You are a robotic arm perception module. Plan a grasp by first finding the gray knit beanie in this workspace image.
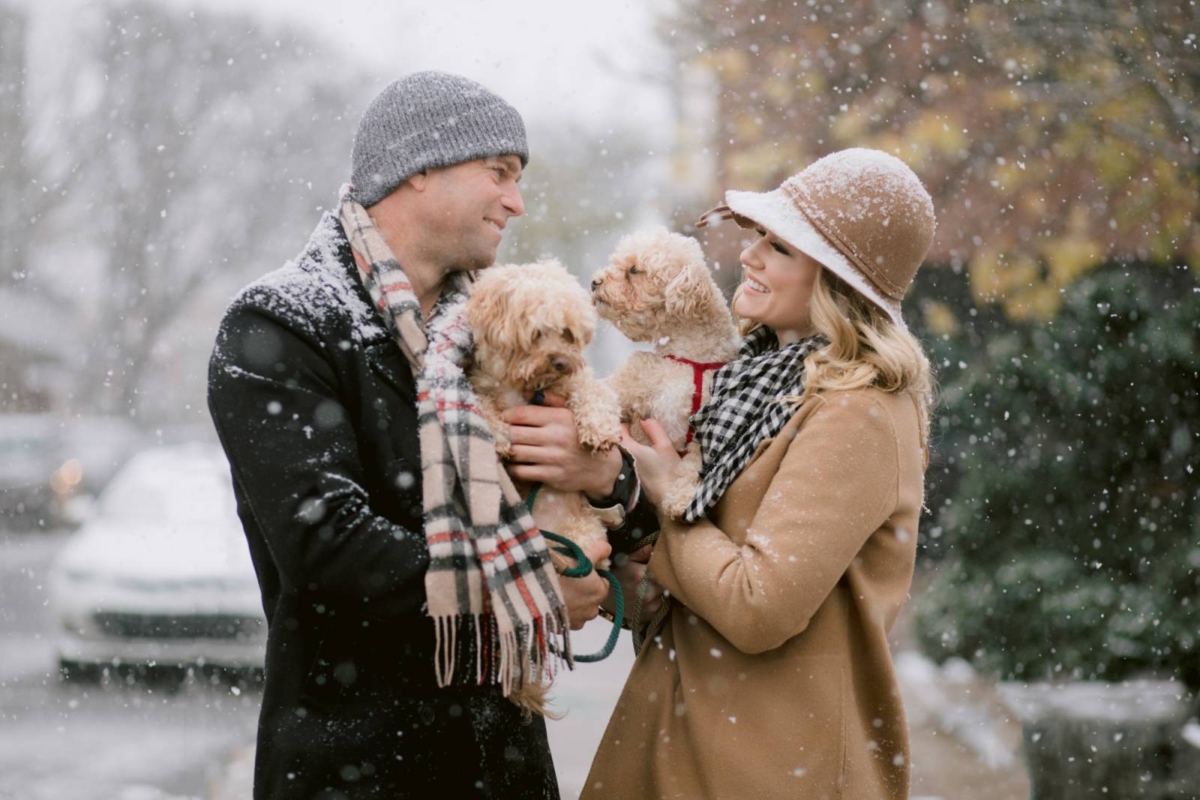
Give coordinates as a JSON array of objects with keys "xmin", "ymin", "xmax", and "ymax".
[{"xmin": 350, "ymin": 71, "xmax": 529, "ymax": 208}]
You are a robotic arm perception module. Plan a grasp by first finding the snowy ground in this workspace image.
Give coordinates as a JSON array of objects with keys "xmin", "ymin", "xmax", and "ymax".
[{"xmin": 3, "ymin": 531, "xmax": 1032, "ymax": 799}]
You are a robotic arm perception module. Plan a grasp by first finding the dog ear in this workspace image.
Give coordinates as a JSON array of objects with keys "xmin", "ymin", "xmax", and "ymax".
[
  {"xmin": 664, "ymin": 260, "xmax": 720, "ymax": 320},
  {"xmin": 569, "ymin": 306, "xmax": 597, "ymax": 347},
  {"xmin": 465, "ymin": 269, "xmax": 519, "ymax": 350}
]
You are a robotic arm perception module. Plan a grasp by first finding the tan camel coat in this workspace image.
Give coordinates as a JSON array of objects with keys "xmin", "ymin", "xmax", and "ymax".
[{"xmin": 582, "ymin": 388, "xmax": 926, "ymax": 800}]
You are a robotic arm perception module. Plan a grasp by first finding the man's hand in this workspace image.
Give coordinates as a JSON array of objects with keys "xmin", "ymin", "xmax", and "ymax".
[
  {"xmin": 603, "ymin": 545, "xmax": 664, "ymax": 621},
  {"xmin": 557, "ymin": 536, "xmax": 613, "ymax": 630},
  {"xmin": 502, "ymin": 393, "xmax": 623, "ymax": 499}
]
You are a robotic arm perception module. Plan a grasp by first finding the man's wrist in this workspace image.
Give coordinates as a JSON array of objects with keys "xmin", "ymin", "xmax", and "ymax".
[
  {"xmin": 585, "ymin": 446, "xmax": 626, "ymax": 502},
  {"xmin": 587, "ymin": 446, "xmax": 640, "ymax": 529}
]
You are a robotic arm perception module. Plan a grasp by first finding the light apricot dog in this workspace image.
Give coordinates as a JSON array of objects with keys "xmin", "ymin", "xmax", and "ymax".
[
  {"xmin": 465, "ymin": 259, "xmax": 623, "ymax": 717},
  {"xmin": 591, "ymin": 227, "xmax": 740, "ymax": 518},
  {"xmin": 465, "ymin": 259, "xmax": 622, "ymax": 567}
]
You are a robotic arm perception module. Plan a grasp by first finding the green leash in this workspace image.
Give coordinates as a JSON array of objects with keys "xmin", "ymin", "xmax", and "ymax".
[{"xmin": 525, "ymin": 483, "xmax": 623, "ymax": 663}]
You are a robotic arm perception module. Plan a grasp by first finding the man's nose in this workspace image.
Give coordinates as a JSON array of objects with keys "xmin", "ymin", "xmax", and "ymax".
[{"xmin": 503, "ymin": 184, "xmax": 525, "ymax": 217}]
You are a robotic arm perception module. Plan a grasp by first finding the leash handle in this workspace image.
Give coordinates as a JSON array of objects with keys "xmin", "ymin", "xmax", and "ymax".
[
  {"xmin": 575, "ymin": 569, "xmax": 622, "ymax": 663},
  {"xmin": 541, "ymin": 529, "xmax": 593, "ymax": 579},
  {"xmin": 539, "ymin": 531, "xmax": 624, "ymax": 662},
  {"xmin": 527, "ymin": 483, "xmax": 624, "ymax": 661}
]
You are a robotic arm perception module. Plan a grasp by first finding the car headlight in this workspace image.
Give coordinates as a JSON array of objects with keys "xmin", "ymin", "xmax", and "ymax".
[{"xmin": 50, "ymin": 459, "xmax": 83, "ymax": 496}]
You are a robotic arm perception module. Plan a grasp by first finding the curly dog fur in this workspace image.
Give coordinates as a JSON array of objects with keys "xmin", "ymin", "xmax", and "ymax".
[
  {"xmin": 465, "ymin": 259, "xmax": 623, "ymax": 716},
  {"xmin": 592, "ymin": 227, "xmax": 740, "ymax": 518}
]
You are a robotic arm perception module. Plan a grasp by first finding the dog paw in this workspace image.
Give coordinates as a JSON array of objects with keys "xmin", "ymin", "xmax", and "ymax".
[
  {"xmin": 660, "ymin": 478, "xmax": 695, "ymax": 521},
  {"xmin": 661, "ymin": 448, "xmax": 702, "ymax": 520},
  {"xmin": 576, "ymin": 414, "xmax": 623, "ymax": 452},
  {"xmin": 492, "ymin": 425, "xmax": 513, "ymax": 458}
]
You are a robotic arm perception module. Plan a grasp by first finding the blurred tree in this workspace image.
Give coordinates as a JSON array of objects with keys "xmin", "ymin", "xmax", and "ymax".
[
  {"xmin": 913, "ymin": 264, "xmax": 1200, "ymax": 689},
  {"xmin": 660, "ymin": 0, "xmax": 1199, "ymax": 321},
  {"xmin": 495, "ymin": 123, "xmax": 661, "ymax": 375},
  {"xmin": 0, "ymin": 1, "xmax": 30, "ymax": 289},
  {"xmin": 43, "ymin": 1, "xmax": 367, "ymax": 419},
  {"xmin": 499, "ymin": 124, "xmax": 658, "ymax": 273},
  {"xmin": 657, "ymin": 0, "xmax": 1200, "ymax": 564},
  {"xmin": 0, "ymin": 1, "xmax": 66, "ymax": 411}
]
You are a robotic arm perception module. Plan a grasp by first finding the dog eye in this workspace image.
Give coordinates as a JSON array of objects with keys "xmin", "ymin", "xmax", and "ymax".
[
  {"xmin": 562, "ymin": 328, "xmax": 575, "ymax": 344},
  {"xmin": 628, "ymin": 265, "xmax": 640, "ymax": 275}
]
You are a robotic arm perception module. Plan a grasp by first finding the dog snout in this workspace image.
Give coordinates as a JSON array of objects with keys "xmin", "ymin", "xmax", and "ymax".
[{"xmin": 591, "ymin": 276, "xmax": 603, "ymax": 291}]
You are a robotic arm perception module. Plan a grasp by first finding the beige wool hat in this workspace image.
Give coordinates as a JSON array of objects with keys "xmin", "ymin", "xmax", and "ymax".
[{"xmin": 697, "ymin": 148, "xmax": 936, "ymax": 332}]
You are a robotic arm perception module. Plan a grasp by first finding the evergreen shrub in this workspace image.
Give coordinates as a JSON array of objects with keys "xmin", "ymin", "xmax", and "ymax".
[{"xmin": 914, "ymin": 264, "xmax": 1200, "ymax": 689}]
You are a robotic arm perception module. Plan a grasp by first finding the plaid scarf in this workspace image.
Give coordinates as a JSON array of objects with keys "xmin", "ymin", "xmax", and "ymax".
[
  {"xmin": 337, "ymin": 187, "xmax": 570, "ymax": 696},
  {"xmin": 682, "ymin": 326, "xmax": 828, "ymax": 522}
]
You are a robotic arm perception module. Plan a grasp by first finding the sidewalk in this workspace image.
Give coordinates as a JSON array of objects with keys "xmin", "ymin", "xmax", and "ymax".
[{"xmin": 209, "ymin": 613, "xmax": 1031, "ymax": 799}]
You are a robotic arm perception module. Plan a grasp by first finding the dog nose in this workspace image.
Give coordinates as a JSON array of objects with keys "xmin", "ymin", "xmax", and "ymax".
[
  {"xmin": 551, "ymin": 356, "xmax": 572, "ymax": 373},
  {"xmin": 590, "ymin": 277, "xmax": 602, "ymax": 291}
]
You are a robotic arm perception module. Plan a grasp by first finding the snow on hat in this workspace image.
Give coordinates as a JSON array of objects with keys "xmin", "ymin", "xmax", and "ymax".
[
  {"xmin": 350, "ymin": 71, "xmax": 529, "ymax": 208},
  {"xmin": 698, "ymin": 148, "xmax": 936, "ymax": 331}
]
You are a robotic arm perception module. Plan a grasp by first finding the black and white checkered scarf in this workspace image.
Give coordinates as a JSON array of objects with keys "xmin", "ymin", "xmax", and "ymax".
[
  {"xmin": 682, "ymin": 326, "xmax": 828, "ymax": 522},
  {"xmin": 337, "ymin": 187, "xmax": 570, "ymax": 697}
]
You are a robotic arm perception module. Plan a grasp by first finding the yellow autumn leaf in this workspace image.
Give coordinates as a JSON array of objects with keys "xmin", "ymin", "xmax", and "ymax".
[
  {"xmin": 705, "ymin": 48, "xmax": 750, "ymax": 83},
  {"xmin": 726, "ymin": 140, "xmax": 803, "ymax": 189},
  {"xmin": 1041, "ymin": 236, "xmax": 1101, "ymax": 286},
  {"xmin": 1093, "ymin": 137, "xmax": 1140, "ymax": 188},
  {"xmin": 990, "ymin": 161, "xmax": 1027, "ymax": 194},
  {"xmin": 1021, "ymin": 192, "xmax": 1048, "ymax": 217},
  {"xmin": 968, "ymin": 249, "xmax": 1005, "ymax": 303},
  {"xmin": 794, "ymin": 70, "xmax": 827, "ymax": 96},
  {"xmin": 733, "ymin": 113, "xmax": 764, "ymax": 144},
  {"xmin": 908, "ymin": 110, "xmax": 968, "ymax": 157},
  {"xmin": 831, "ymin": 107, "xmax": 868, "ymax": 142},
  {"xmin": 921, "ymin": 299, "xmax": 961, "ymax": 337},
  {"xmin": 970, "ymin": 250, "xmax": 1043, "ymax": 307},
  {"xmin": 1004, "ymin": 281, "xmax": 1063, "ymax": 322},
  {"xmin": 986, "ymin": 86, "xmax": 1025, "ymax": 113},
  {"xmin": 764, "ymin": 76, "xmax": 794, "ymax": 106}
]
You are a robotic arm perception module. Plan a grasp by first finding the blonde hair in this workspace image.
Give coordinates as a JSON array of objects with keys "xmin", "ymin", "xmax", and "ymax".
[{"xmin": 735, "ymin": 268, "xmax": 935, "ymax": 452}]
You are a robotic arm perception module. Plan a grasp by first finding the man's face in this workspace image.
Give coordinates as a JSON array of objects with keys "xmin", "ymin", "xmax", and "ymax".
[{"xmin": 420, "ymin": 155, "xmax": 525, "ymax": 271}]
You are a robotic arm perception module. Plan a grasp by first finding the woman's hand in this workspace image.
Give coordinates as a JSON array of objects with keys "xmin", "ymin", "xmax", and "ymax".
[
  {"xmin": 620, "ymin": 418, "xmax": 682, "ymax": 509},
  {"xmin": 603, "ymin": 545, "xmax": 664, "ymax": 620}
]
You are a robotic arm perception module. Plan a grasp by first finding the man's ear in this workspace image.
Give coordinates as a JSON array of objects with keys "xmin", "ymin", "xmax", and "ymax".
[{"xmin": 407, "ymin": 170, "xmax": 429, "ymax": 192}]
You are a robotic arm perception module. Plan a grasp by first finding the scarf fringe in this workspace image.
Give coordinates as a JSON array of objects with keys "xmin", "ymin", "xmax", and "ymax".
[{"xmin": 432, "ymin": 609, "xmax": 574, "ymax": 696}]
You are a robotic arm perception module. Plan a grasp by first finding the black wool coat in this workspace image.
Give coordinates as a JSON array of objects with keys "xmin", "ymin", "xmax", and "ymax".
[{"xmin": 207, "ymin": 213, "xmax": 560, "ymax": 799}]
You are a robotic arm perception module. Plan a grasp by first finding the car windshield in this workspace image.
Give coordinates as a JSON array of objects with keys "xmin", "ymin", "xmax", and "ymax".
[
  {"xmin": 98, "ymin": 450, "xmax": 238, "ymax": 527},
  {"xmin": 0, "ymin": 431, "xmax": 59, "ymax": 470}
]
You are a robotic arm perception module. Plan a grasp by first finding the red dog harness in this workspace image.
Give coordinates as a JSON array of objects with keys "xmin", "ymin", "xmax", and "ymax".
[{"xmin": 664, "ymin": 355, "xmax": 727, "ymax": 454}]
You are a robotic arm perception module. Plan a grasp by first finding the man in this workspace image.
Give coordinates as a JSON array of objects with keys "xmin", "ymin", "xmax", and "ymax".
[{"xmin": 208, "ymin": 71, "xmax": 636, "ymax": 799}]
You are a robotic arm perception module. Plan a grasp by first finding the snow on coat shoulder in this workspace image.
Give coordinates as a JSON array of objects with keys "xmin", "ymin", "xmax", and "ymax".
[{"xmin": 229, "ymin": 212, "xmax": 386, "ymax": 345}]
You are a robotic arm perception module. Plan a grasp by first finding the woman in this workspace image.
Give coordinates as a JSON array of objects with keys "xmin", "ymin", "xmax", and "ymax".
[{"xmin": 583, "ymin": 148, "xmax": 936, "ymax": 799}]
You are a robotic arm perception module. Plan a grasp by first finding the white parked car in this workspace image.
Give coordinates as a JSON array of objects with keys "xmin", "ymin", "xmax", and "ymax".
[{"xmin": 47, "ymin": 443, "xmax": 265, "ymax": 678}]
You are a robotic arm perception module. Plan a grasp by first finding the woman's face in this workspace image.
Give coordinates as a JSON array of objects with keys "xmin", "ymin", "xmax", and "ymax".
[{"xmin": 733, "ymin": 227, "xmax": 822, "ymax": 345}]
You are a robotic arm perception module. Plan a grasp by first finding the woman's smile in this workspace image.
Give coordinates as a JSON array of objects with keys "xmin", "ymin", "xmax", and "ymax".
[{"xmin": 743, "ymin": 275, "xmax": 771, "ymax": 294}]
